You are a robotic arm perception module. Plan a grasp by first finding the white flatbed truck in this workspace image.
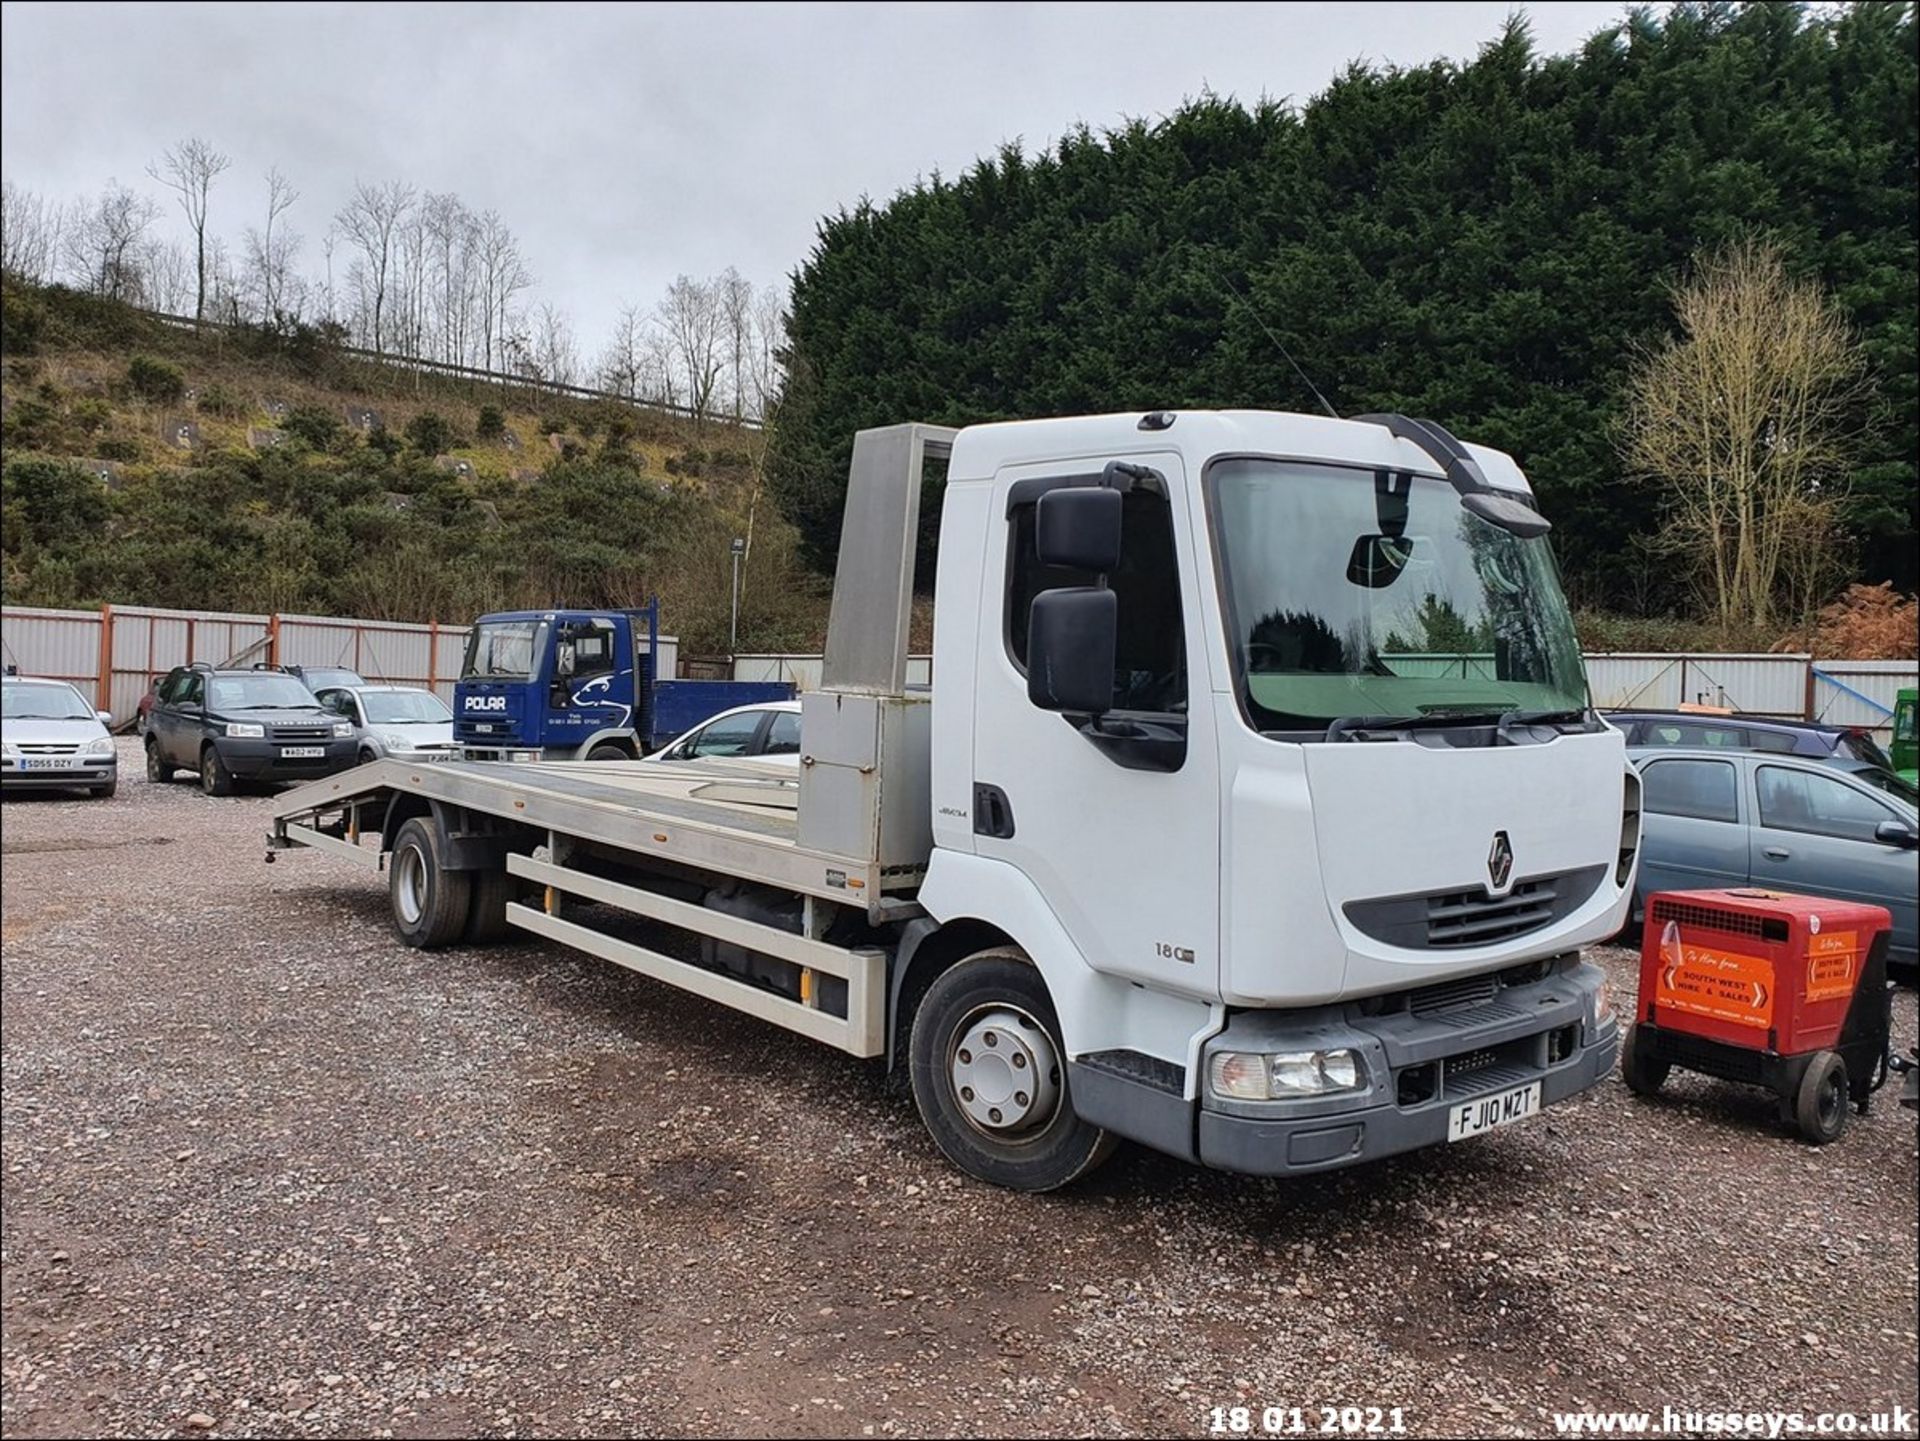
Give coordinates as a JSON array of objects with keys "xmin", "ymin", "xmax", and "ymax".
[{"xmin": 269, "ymin": 410, "xmax": 1641, "ymax": 1190}]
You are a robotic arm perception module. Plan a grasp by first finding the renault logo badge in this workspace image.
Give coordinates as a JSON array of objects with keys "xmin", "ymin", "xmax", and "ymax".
[{"xmin": 1488, "ymin": 831, "xmax": 1514, "ymax": 890}]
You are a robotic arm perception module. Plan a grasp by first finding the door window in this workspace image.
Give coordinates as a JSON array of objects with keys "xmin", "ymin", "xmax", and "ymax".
[
  {"xmin": 1005, "ymin": 483, "xmax": 1186, "ymax": 715},
  {"xmin": 1756, "ymin": 765, "xmax": 1896, "ymax": 843},
  {"xmin": 1640, "ymin": 759, "xmax": 1738, "ymax": 822},
  {"xmin": 569, "ymin": 624, "xmax": 615, "ymax": 678},
  {"xmin": 688, "ymin": 711, "xmax": 763, "ymax": 758},
  {"xmin": 759, "ymin": 710, "xmax": 802, "ymax": 756},
  {"xmin": 177, "ymin": 672, "xmax": 204, "ymax": 707}
]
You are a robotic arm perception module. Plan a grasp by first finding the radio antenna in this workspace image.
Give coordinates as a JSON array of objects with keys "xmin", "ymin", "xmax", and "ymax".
[{"xmin": 1217, "ymin": 270, "xmax": 1340, "ymax": 421}]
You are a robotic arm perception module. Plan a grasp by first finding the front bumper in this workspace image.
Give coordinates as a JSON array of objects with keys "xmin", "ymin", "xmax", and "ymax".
[
  {"xmin": 216, "ymin": 737, "xmax": 359, "ymax": 780},
  {"xmin": 1197, "ymin": 955, "xmax": 1617, "ymax": 1175},
  {"xmin": 1, "ymin": 756, "xmax": 117, "ymax": 789}
]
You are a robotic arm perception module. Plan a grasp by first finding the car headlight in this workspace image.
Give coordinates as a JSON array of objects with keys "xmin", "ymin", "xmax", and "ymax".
[
  {"xmin": 333, "ymin": 722, "xmax": 355, "ymax": 737},
  {"xmin": 1592, "ymin": 973, "xmax": 1613, "ymax": 1030},
  {"xmin": 226, "ymin": 722, "xmax": 264, "ymax": 738},
  {"xmin": 1208, "ymin": 1048, "xmax": 1367, "ymax": 1100},
  {"xmin": 379, "ymin": 731, "xmax": 413, "ymax": 751},
  {"xmin": 84, "ymin": 735, "xmax": 115, "ymax": 757},
  {"xmin": 1, "ymin": 739, "xmax": 16, "ymax": 758}
]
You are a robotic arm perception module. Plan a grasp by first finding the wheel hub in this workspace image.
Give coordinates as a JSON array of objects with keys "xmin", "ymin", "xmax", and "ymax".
[
  {"xmin": 949, "ymin": 1006, "xmax": 1061, "ymax": 1136},
  {"xmin": 394, "ymin": 844, "xmax": 426, "ymax": 926}
]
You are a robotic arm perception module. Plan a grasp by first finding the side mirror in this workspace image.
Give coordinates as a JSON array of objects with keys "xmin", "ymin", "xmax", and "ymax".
[
  {"xmin": 1874, "ymin": 818, "xmax": 1918, "ymax": 848},
  {"xmin": 96, "ymin": 710, "xmax": 113, "ymax": 725},
  {"xmin": 1036, "ymin": 486, "xmax": 1122, "ymax": 571},
  {"xmin": 1027, "ymin": 588, "xmax": 1115, "ymax": 715}
]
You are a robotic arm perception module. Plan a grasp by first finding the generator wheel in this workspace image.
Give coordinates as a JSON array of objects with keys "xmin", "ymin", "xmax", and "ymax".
[
  {"xmin": 1621, "ymin": 1022, "xmax": 1669, "ymax": 1097},
  {"xmin": 1793, "ymin": 1051, "xmax": 1849, "ymax": 1145}
]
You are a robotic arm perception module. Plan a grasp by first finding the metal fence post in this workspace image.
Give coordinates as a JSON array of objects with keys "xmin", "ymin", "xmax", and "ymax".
[{"xmin": 96, "ymin": 604, "xmax": 113, "ymax": 711}]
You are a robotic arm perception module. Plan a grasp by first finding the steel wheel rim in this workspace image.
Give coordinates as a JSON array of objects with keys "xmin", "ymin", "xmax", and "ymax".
[
  {"xmin": 1818, "ymin": 1069, "xmax": 1843, "ymax": 1129},
  {"xmin": 395, "ymin": 843, "xmax": 427, "ymax": 926},
  {"xmin": 947, "ymin": 1003, "xmax": 1062, "ymax": 1139}
]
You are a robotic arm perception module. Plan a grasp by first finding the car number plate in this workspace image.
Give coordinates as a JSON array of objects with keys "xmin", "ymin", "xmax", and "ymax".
[
  {"xmin": 18, "ymin": 757, "xmax": 74, "ymax": 770},
  {"xmin": 1447, "ymin": 1081, "xmax": 1540, "ymax": 1142},
  {"xmin": 280, "ymin": 746, "xmax": 325, "ymax": 758}
]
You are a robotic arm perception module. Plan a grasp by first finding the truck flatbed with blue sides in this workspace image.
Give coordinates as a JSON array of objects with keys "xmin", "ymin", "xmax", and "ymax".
[{"xmin": 271, "ymin": 413, "xmax": 1639, "ymax": 1192}]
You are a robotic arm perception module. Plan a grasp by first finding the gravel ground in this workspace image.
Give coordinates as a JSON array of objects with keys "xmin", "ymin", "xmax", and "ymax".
[{"xmin": 2, "ymin": 738, "xmax": 1915, "ymax": 1440}]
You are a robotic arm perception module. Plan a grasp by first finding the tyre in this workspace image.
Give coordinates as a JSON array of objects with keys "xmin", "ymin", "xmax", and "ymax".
[
  {"xmin": 200, "ymin": 745, "xmax": 235, "ymax": 797},
  {"xmin": 144, "ymin": 739, "xmax": 175, "ymax": 783},
  {"xmin": 388, "ymin": 815, "xmax": 472, "ymax": 949},
  {"xmin": 463, "ymin": 865, "xmax": 520, "ymax": 944},
  {"xmin": 587, "ymin": 743, "xmax": 630, "ymax": 761},
  {"xmin": 1621, "ymin": 1022, "xmax": 1669, "ymax": 1097},
  {"xmin": 907, "ymin": 949, "xmax": 1115, "ymax": 1191},
  {"xmin": 1793, "ymin": 1050, "xmax": 1849, "ymax": 1145},
  {"xmin": 359, "ymin": 747, "xmax": 378, "ymax": 766},
  {"xmin": 90, "ymin": 779, "xmax": 118, "ymax": 800}
]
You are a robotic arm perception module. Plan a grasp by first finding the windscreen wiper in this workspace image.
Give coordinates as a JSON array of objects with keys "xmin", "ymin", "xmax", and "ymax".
[{"xmin": 1325, "ymin": 713, "xmax": 1506, "ymax": 741}]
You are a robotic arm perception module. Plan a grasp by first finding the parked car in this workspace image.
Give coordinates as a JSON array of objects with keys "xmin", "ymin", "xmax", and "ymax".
[
  {"xmin": 1608, "ymin": 709, "xmax": 1896, "ymax": 771},
  {"xmin": 1, "ymin": 676, "xmax": 118, "ymax": 798},
  {"xmin": 135, "ymin": 674, "xmax": 164, "ymax": 735},
  {"xmin": 315, "ymin": 684, "xmax": 458, "ymax": 763},
  {"xmin": 282, "ymin": 664, "xmax": 367, "ymax": 694},
  {"xmin": 1892, "ymin": 687, "xmax": 1917, "ymax": 785},
  {"xmin": 144, "ymin": 664, "xmax": 358, "ymax": 795},
  {"xmin": 648, "ymin": 699, "xmax": 802, "ymax": 765},
  {"xmin": 1629, "ymin": 746, "xmax": 1919, "ymax": 973}
]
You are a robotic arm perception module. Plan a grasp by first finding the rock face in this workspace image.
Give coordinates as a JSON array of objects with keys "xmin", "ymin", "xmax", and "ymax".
[
  {"xmin": 247, "ymin": 427, "xmax": 287, "ymax": 451},
  {"xmin": 166, "ymin": 419, "xmax": 200, "ymax": 451},
  {"xmin": 344, "ymin": 405, "xmax": 381, "ymax": 432}
]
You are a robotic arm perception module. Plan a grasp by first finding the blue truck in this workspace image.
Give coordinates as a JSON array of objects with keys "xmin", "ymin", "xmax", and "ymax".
[{"xmin": 453, "ymin": 601, "xmax": 792, "ymax": 761}]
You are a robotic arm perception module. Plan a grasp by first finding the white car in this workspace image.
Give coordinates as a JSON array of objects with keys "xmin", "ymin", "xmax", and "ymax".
[
  {"xmin": 650, "ymin": 700, "xmax": 802, "ymax": 766},
  {"xmin": 316, "ymin": 685, "xmax": 459, "ymax": 763},
  {"xmin": 1, "ymin": 676, "xmax": 118, "ymax": 797}
]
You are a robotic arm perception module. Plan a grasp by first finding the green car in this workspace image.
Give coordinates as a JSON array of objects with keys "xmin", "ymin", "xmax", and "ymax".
[{"xmin": 1893, "ymin": 686, "xmax": 1917, "ymax": 785}]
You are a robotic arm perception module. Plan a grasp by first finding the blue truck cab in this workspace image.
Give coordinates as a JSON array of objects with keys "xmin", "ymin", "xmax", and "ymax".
[{"xmin": 454, "ymin": 602, "xmax": 793, "ymax": 761}]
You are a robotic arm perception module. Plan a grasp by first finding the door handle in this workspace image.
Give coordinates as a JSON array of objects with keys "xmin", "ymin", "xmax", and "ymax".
[
  {"xmin": 1762, "ymin": 845, "xmax": 1790, "ymax": 861},
  {"xmin": 972, "ymin": 783, "xmax": 1016, "ymax": 840}
]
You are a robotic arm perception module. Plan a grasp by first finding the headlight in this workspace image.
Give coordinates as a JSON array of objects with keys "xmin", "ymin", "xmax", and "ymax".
[
  {"xmin": 333, "ymin": 722, "xmax": 355, "ymax": 737},
  {"xmin": 1208, "ymin": 1048, "xmax": 1367, "ymax": 1100},
  {"xmin": 226, "ymin": 722, "xmax": 264, "ymax": 738},
  {"xmin": 380, "ymin": 731, "xmax": 413, "ymax": 751},
  {"xmin": 84, "ymin": 735, "xmax": 115, "ymax": 756},
  {"xmin": 1592, "ymin": 973, "xmax": 1613, "ymax": 1029},
  {"xmin": 1, "ymin": 740, "xmax": 16, "ymax": 757}
]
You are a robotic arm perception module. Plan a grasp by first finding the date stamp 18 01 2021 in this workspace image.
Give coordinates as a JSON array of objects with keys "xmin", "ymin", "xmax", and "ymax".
[{"xmin": 1206, "ymin": 1406, "xmax": 1410, "ymax": 1437}]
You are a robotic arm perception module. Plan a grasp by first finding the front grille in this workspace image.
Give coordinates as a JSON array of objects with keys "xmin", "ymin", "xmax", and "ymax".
[
  {"xmin": 1648, "ymin": 897, "xmax": 1788, "ymax": 943},
  {"xmin": 271, "ymin": 726, "xmax": 333, "ymax": 743},
  {"xmin": 1410, "ymin": 972, "xmax": 1498, "ymax": 1014},
  {"xmin": 14, "ymin": 742, "xmax": 81, "ymax": 755},
  {"xmin": 1344, "ymin": 864, "xmax": 1608, "ymax": 951}
]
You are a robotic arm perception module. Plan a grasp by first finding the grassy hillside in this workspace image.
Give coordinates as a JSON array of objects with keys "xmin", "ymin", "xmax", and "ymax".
[{"xmin": 0, "ymin": 280, "xmax": 830, "ymax": 654}]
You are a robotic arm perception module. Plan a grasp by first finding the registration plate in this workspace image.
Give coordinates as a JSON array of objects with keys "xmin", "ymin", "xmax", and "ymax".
[
  {"xmin": 1447, "ymin": 1081, "xmax": 1541, "ymax": 1142},
  {"xmin": 18, "ymin": 757, "xmax": 76, "ymax": 770},
  {"xmin": 280, "ymin": 746, "xmax": 325, "ymax": 759}
]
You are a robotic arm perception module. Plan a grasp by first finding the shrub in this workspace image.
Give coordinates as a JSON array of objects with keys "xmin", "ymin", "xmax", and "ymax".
[
  {"xmin": 475, "ymin": 404, "xmax": 506, "ymax": 440},
  {"xmin": 127, "ymin": 354, "xmax": 186, "ymax": 404},
  {"xmin": 538, "ymin": 414, "xmax": 566, "ymax": 436},
  {"xmin": 366, "ymin": 423, "xmax": 402, "ymax": 460},
  {"xmin": 71, "ymin": 397, "xmax": 112, "ymax": 434},
  {"xmin": 95, "ymin": 437, "xmax": 141, "ymax": 462},
  {"xmin": 404, "ymin": 410, "xmax": 457, "ymax": 454},
  {"xmin": 281, "ymin": 405, "xmax": 344, "ymax": 451},
  {"xmin": 2, "ymin": 397, "xmax": 58, "ymax": 449},
  {"xmin": 196, "ymin": 383, "xmax": 243, "ymax": 418}
]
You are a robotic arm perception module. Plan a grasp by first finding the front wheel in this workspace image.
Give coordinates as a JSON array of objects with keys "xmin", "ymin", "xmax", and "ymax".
[
  {"xmin": 145, "ymin": 739, "xmax": 175, "ymax": 783},
  {"xmin": 907, "ymin": 950, "xmax": 1115, "ymax": 1191},
  {"xmin": 200, "ymin": 745, "xmax": 235, "ymax": 797},
  {"xmin": 586, "ymin": 743, "xmax": 631, "ymax": 761},
  {"xmin": 388, "ymin": 816, "xmax": 472, "ymax": 949}
]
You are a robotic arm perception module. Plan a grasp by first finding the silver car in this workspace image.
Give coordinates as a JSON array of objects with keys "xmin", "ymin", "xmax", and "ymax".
[
  {"xmin": 1631, "ymin": 747, "xmax": 1919, "ymax": 972},
  {"xmin": 315, "ymin": 684, "xmax": 458, "ymax": 763},
  {"xmin": 1, "ymin": 677, "xmax": 118, "ymax": 798}
]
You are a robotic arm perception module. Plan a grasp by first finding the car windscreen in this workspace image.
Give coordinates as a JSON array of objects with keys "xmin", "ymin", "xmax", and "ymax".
[
  {"xmin": 362, "ymin": 690, "xmax": 452, "ymax": 724},
  {"xmin": 1854, "ymin": 766, "xmax": 1920, "ymax": 811},
  {"xmin": 1838, "ymin": 732, "xmax": 1895, "ymax": 770},
  {"xmin": 461, "ymin": 621, "xmax": 548, "ymax": 681},
  {"xmin": 1, "ymin": 683, "xmax": 94, "ymax": 720},
  {"xmin": 207, "ymin": 675, "xmax": 320, "ymax": 711}
]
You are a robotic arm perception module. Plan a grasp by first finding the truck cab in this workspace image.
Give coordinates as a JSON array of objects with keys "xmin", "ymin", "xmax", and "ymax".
[{"xmin": 454, "ymin": 604, "xmax": 791, "ymax": 761}]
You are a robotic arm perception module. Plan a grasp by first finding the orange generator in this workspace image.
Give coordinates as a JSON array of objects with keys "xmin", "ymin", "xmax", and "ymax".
[{"xmin": 1622, "ymin": 888, "xmax": 1894, "ymax": 1143}]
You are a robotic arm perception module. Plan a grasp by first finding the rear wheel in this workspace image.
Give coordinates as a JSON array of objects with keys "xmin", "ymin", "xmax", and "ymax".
[
  {"xmin": 907, "ymin": 949, "xmax": 1115, "ymax": 1191},
  {"xmin": 388, "ymin": 816, "xmax": 472, "ymax": 949},
  {"xmin": 1793, "ymin": 1051, "xmax": 1849, "ymax": 1145},
  {"xmin": 144, "ymin": 738, "xmax": 175, "ymax": 783},
  {"xmin": 1621, "ymin": 1022, "xmax": 1669, "ymax": 1096},
  {"xmin": 200, "ymin": 745, "xmax": 235, "ymax": 797}
]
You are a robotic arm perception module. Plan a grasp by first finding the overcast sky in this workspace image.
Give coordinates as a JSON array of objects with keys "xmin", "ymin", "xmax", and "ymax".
[{"xmin": 2, "ymin": 1, "xmax": 1629, "ymax": 358}]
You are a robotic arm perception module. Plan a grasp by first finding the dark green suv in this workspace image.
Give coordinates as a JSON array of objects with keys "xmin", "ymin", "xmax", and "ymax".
[{"xmin": 144, "ymin": 664, "xmax": 358, "ymax": 795}]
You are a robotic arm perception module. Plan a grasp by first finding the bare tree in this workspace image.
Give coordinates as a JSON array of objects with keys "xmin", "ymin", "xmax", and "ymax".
[
  {"xmin": 529, "ymin": 302, "xmax": 579, "ymax": 389},
  {"xmin": 1, "ymin": 180, "xmax": 63, "ymax": 282},
  {"xmin": 63, "ymin": 181, "xmax": 159, "ymax": 300},
  {"xmin": 718, "ymin": 267, "xmax": 755, "ymax": 422},
  {"xmin": 335, "ymin": 179, "xmax": 415, "ymax": 354},
  {"xmin": 147, "ymin": 137, "xmax": 231, "ymax": 321},
  {"xmin": 745, "ymin": 284, "xmax": 786, "ymax": 420},
  {"xmin": 658, "ymin": 274, "xmax": 723, "ymax": 424},
  {"xmin": 597, "ymin": 303, "xmax": 648, "ymax": 397},
  {"xmin": 475, "ymin": 210, "xmax": 530, "ymax": 372},
  {"xmin": 244, "ymin": 167, "xmax": 301, "ymax": 321},
  {"xmin": 1619, "ymin": 241, "xmax": 1863, "ymax": 633},
  {"xmin": 137, "ymin": 237, "xmax": 194, "ymax": 313}
]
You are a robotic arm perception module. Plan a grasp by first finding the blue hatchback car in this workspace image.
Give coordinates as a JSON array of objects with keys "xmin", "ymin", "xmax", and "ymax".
[{"xmin": 1629, "ymin": 747, "xmax": 1919, "ymax": 973}]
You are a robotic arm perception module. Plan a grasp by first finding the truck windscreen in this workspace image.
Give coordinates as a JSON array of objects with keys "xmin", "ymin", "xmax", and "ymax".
[
  {"xmin": 1209, "ymin": 458, "xmax": 1587, "ymax": 731},
  {"xmin": 461, "ymin": 620, "xmax": 549, "ymax": 681}
]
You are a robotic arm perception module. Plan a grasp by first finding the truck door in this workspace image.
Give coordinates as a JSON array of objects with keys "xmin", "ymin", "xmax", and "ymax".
[
  {"xmin": 545, "ymin": 616, "xmax": 627, "ymax": 751},
  {"xmin": 970, "ymin": 452, "xmax": 1222, "ymax": 995}
]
